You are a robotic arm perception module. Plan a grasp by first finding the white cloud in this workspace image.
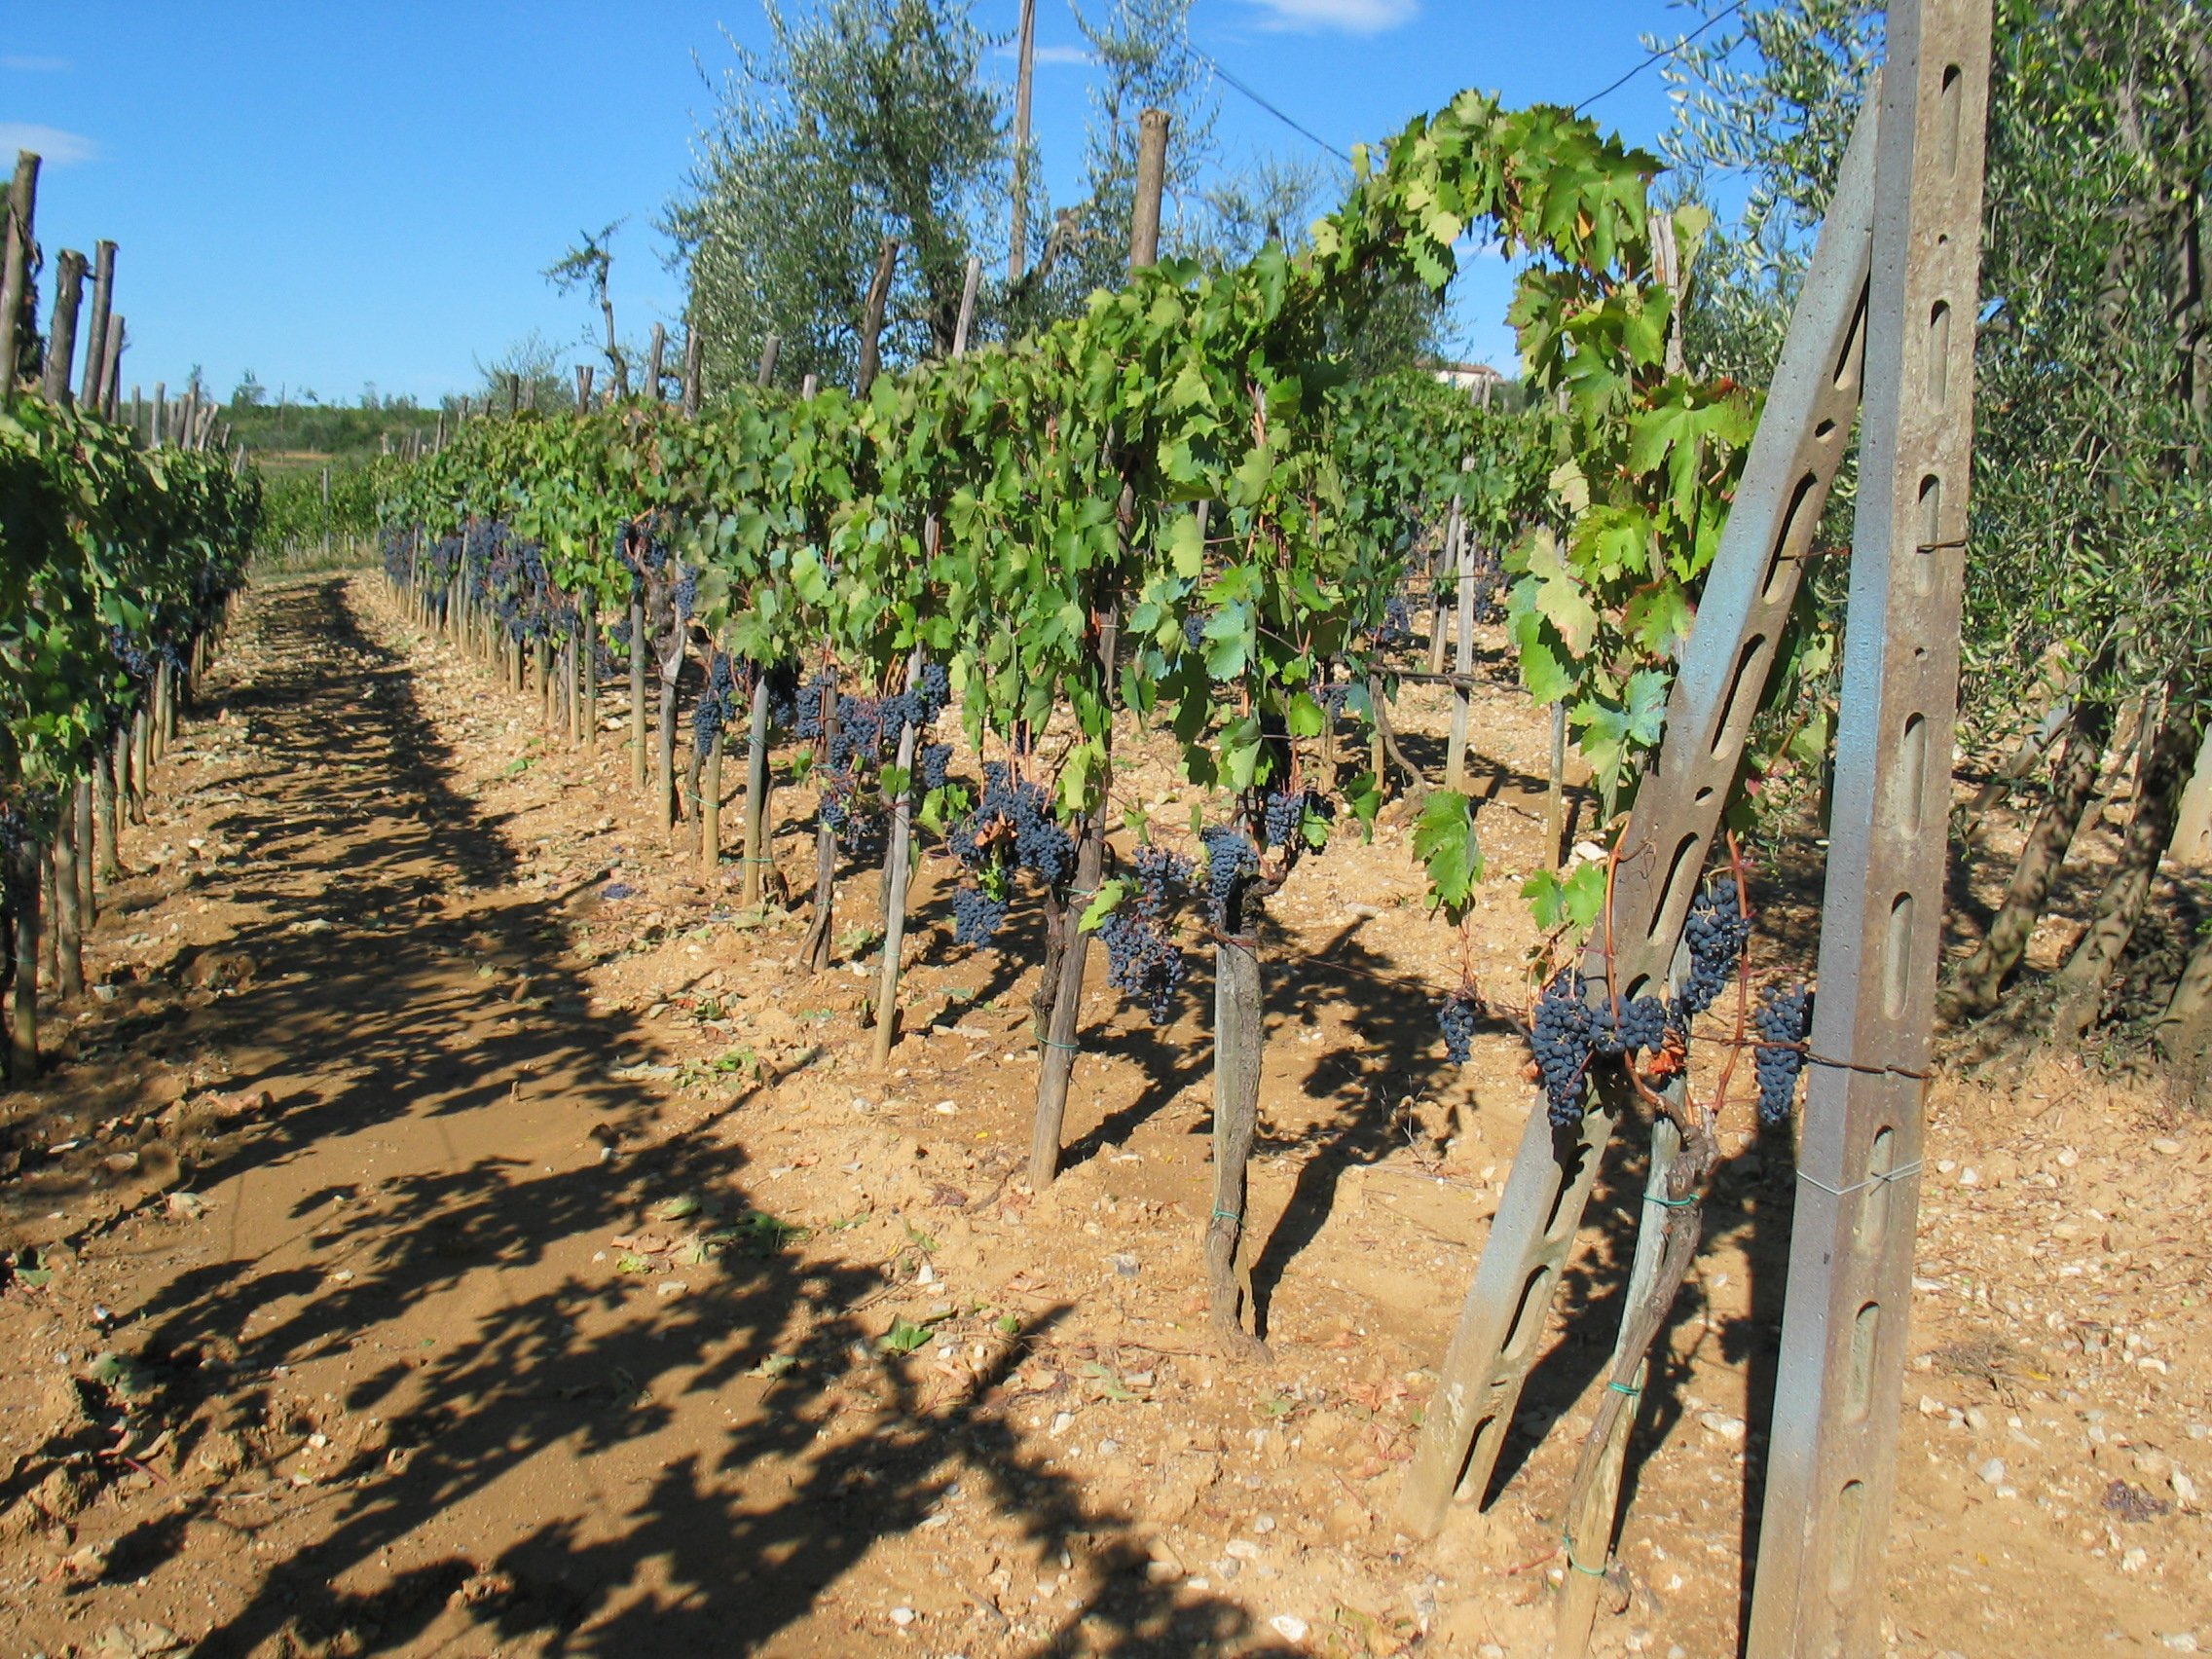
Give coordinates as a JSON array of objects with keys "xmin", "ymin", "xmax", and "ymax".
[
  {"xmin": 1, "ymin": 55, "xmax": 70, "ymax": 73},
  {"xmin": 1243, "ymin": 0, "xmax": 1419, "ymax": 33},
  {"xmin": 0, "ymin": 123, "xmax": 98, "ymax": 165}
]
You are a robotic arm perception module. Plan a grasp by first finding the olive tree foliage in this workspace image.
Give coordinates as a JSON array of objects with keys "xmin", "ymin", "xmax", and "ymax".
[
  {"xmin": 1661, "ymin": 0, "xmax": 2212, "ymax": 1059},
  {"xmin": 1664, "ymin": 0, "xmax": 2210, "ymax": 733},
  {"xmin": 667, "ymin": 0, "xmax": 1007, "ymax": 393}
]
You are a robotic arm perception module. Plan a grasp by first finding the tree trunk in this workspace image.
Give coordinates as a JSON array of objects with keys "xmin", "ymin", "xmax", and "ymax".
[
  {"xmin": 1204, "ymin": 911, "xmax": 1271, "ymax": 1362},
  {"xmin": 2154, "ymin": 924, "xmax": 2212, "ymax": 1102},
  {"xmin": 742, "ymin": 674, "xmax": 774, "ymax": 907},
  {"xmin": 1950, "ymin": 695, "xmax": 2115, "ymax": 1015},
  {"xmin": 2049, "ymin": 690, "xmax": 2203, "ymax": 1043}
]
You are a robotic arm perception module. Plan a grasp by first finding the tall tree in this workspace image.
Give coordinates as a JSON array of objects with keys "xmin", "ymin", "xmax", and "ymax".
[{"xmin": 668, "ymin": 0, "xmax": 1006, "ymax": 392}]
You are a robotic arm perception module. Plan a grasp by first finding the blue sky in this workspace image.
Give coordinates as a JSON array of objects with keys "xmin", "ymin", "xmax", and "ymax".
[{"xmin": 1, "ymin": 0, "xmax": 1713, "ymax": 406}]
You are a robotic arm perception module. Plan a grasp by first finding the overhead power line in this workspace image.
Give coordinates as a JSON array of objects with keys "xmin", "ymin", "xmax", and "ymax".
[
  {"xmin": 1575, "ymin": 0, "xmax": 1748, "ymax": 113},
  {"xmin": 1199, "ymin": 54, "xmax": 1355, "ymax": 166}
]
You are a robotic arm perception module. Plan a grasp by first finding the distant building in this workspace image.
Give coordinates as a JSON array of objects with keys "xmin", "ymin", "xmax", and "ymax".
[{"xmin": 1430, "ymin": 360, "xmax": 1504, "ymax": 402}]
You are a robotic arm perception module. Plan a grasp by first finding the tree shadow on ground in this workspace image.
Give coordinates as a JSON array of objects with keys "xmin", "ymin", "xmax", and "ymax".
[{"xmin": 40, "ymin": 578, "xmax": 1282, "ymax": 1658}]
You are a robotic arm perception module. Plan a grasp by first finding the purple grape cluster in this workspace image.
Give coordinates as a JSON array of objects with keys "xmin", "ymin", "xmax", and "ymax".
[
  {"xmin": 693, "ymin": 651, "xmax": 738, "ymax": 749},
  {"xmin": 1752, "ymin": 983, "xmax": 1812, "ymax": 1125},
  {"xmin": 1676, "ymin": 882, "xmax": 1753, "ymax": 1024},
  {"xmin": 1438, "ymin": 989, "xmax": 1479, "ymax": 1063},
  {"xmin": 945, "ymin": 762, "xmax": 1071, "ymax": 948},
  {"xmin": 1099, "ymin": 845, "xmax": 1192, "ymax": 1025},
  {"xmin": 1199, "ymin": 827, "xmax": 1257, "ymax": 931},
  {"xmin": 1260, "ymin": 785, "xmax": 1330, "ymax": 850},
  {"xmin": 1531, "ymin": 969, "xmax": 1597, "ymax": 1127}
]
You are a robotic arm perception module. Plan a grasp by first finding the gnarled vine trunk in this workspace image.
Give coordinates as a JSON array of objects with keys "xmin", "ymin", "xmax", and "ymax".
[
  {"xmin": 2048, "ymin": 686, "xmax": 2204, "ymax": 1043},
  {"xmin": 1950, "ymin": 694, "xmax": 2115, "ymax": 1015}
]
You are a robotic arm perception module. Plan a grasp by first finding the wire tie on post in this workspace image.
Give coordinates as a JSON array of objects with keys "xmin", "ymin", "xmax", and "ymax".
[
  {"xmin": 1036, "ymin": 1035, "xmax": 1082, "ymax": 1052},
  {"xmin": 1795, "ymin": 1160, "xmax": 1925, "ymax": 1199},
  {"xmin": 1642, "ymin": 1192, "xmax": 1696, "ymax": 1209},
  {"xmin": 1606, "ymin": 1380, "xmax": 1642, "ymax": 1398},
  {"xmin": 1211, "ymin": 1207, "xmax": 1242, "ymax": 1224},
  {"xmin": 1559, "ymin": 1530, "xmax": 1609, "ymax": 1578}
]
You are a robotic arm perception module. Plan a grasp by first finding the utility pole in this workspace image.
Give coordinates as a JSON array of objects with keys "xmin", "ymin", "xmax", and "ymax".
[{"xmin": 1009, "ymin": 0, "xmax": 1037, "ymax": 283}]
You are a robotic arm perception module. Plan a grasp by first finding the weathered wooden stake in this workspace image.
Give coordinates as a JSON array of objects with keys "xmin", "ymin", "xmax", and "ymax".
[
  {"xmin": 0, "ymin": 150, "xmax": 39, "ymax": 397},
  {"xmin": 42, "ymin": 248, "xmax": 86, "ymax": 404}
]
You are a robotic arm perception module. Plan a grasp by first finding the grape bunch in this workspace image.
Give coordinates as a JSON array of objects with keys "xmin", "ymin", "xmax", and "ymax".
[
  {"xmin": 1676, "ymin": 882, "xmax": 1753, "ymax": 1024},
  {"xmin": 918, "ymin": 742, "xmax": 952, "ymax": 792},
  {"xmin": 951, "ymin": 883, "xmax": 1010, "ymax": 946},
  {"xmin": 944, "ymin": 762, "xmax": 1072, "ymax": 948},
  {"xmin": 915, "ymin": 662, "xmax": 950, "ymax": 722},
  {"xmin": 1438, "ymin": 989, "xmax": 1479, "ymax": 1063},
  {"xmin": 1181, "ymin": 612, "xmax": 1209, "ymax": 652},
  {"xmin": 1752, "ymin": 983, "xmax": 1812, "ymax": 1125},
  {"xmin": 671, "ymin": 567, "xmax": 699, "ymax": 623},
  {"xmin": 693, "ymin": 651, "xmax": 737, "ymax": 749},
  {"xmin": 1531, "ymin": 970, "xmax": 1597, "ymax": 1128},
  {"xmin": 1199, "ymin": 827, "xmax": 1258, "ymax": 930},
  {"xmin": 794, "ymin": 671, "xmax": 836, "ymax": 743},
  {"xmin": 1588, "ymin": 990, "xmax": 1669, "ymax": 1058},
  {"xmin": 1262, "ymin": 787, "xmax": 1306, "ymax": 850},
  {"xmin": 1099, "ymin": 845, "xmax": 1192, "ymax": 1025},
  {"xmin": 1370, "ymin": 593, "xmax": 1414, "ymax": 650}
]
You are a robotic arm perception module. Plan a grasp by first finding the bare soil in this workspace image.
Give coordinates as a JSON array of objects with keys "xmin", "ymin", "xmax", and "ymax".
[{"xmin": 0, "ymin": 574, "xmax": 2204, "ymax": 1657}]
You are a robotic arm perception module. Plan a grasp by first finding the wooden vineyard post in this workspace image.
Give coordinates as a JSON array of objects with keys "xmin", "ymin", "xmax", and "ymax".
[
  {"xmin": 1445, "ymin": 462, "xmax": 1476, "ymax": 790},
  {"xmin": 700, "ymin": 728, "xmax": 723, "ymax": 882},
  {"xmin": 8, "ymin": 835, "xmax": 38, "ymax": 1079},
  {"xmin": 684, "ymin": 329, "xmax": 705, "ymax": 413},
  {"xmin": 630, "ymin": 590, "xmax": 648, "ymax": 793},
  {"xmin": 0, "ymin": 150, "xmax": 38, "ymax": 398},
  {"xmin": 872, "ymin": 255, "xmax": 980, "ymax": 1067},
  {"xmin": 1746, "ymin": 4, "xmax": 1990, "ymax": 1651},
  {"xmin": 646, "ymin": 322, "xmax": 666, "ymax": 400},
  {"xmin": 74, "ymin": 776, "xmax": 93, "ymax": 927},
  {"xmin": 576, "ymin": 364, "xmax": 594, "ymax": 408},
  {"xmin": 756, "ymin": 334, "xmax": 779, "ymax": 389},
  {"xmin": 1427, "ymin": 493, "xmax": 1458, "ymax": 676},
  {"xmin": 82, "ymin": 240, "xmax": 115, "ymax": 409},
  {"xmin": 52, "ymin": 809, "xmax": 81, "ymax": 998},
  {"xmin": 101, "ymin": 319, "xmax": 124, "ymax": 420},
  {"xmin": 42, "ymin": 248, "xmax": 86, "ymax": 404},
  {"xmin": 580, "ymin": 594, "xmax": 597, "ymax": 750},
  {"xmin": 740, "ymin": 670, "xmax": 773, "ymax": 906},
  {"xmin": 1394, "ymin": 87, "xmax": 1883, "ymax": 1543},
  {"xmin": 1028, "ymin": 109, "xmax": 1166, "ymax": 1192}
]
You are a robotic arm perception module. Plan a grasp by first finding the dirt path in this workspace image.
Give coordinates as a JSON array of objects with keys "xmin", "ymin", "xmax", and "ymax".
[{"xmin": 0, "ymin": 575, "xmax": 2206, "ymax": 1658}]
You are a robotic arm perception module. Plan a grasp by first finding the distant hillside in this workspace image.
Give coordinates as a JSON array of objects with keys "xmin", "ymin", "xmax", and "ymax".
[{"xmin": 223, "ymin": 401, "xmax": 447, "ymax": 476}]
